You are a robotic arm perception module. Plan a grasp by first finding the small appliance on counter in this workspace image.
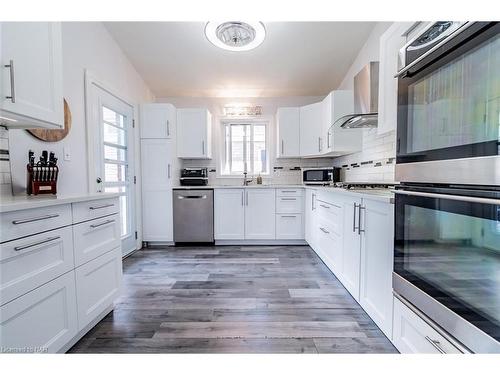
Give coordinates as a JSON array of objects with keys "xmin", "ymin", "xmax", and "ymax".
[
  {"xmin": 26, "ymin": 149, "xmax": 59, "ymax": 195},
  {"xmin": 302, "ymin": 167, "xmax": 340, "ymax": 185},
  {"xmin": 180, "ymin": 167, "xmax": 208, "ymax": 186}
]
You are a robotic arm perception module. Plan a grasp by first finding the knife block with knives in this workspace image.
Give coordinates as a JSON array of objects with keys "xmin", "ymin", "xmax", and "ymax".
[{"xmin": 26, "ymin": 150, "xmax": 59, "ymax": 195}]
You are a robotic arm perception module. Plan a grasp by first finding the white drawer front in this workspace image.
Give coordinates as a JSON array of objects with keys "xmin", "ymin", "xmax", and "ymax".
[
  {"xmin": 0, "ymin": 204, "xmax": 72, "ymax": 243},
  {"xmin": 276, "ymin": 214, "xmax": 303, "ymax": 239},
  {"xmin": 276, "ymin": 196, "xmax": 303, "ymax": 214},
  {"xmin": 75, "ymin": 248, "xmax": 122, "ymax": 330},
  {"xmin": 72, "ymin": 197, "xmax": 119, "ymax": 224},
  {"xmin": 276, "ymin": 188, "xmax": 304, "ymax": 197},
  {"xmin": 73, "ymin": 214, "xmax": 120, "ymax": 267},
  {"xmin": 392, "ymin": 297, "xmax": 462, "ymax": 354},
  {"xmin": 0, "ymin": 226, "xmax": 74, "ymax": 306},
  {"xmin": 316, "ymin": 200, "xmax": 342, "ymax": 235},
  {"xmin": 0, "ymin": 271, "xmax": 77, "ymax": 353}
]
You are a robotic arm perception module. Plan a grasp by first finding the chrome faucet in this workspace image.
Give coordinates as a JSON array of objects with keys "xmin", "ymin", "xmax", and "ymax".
[{"xmin": 243, "ymin": 172, "xmax": 253, "ymax": 186}]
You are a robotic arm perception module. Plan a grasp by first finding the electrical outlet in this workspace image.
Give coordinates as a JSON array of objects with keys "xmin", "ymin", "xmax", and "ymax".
[{"xmin": 63, "ymin": 147, "xmax": 71, "ymax": 161}]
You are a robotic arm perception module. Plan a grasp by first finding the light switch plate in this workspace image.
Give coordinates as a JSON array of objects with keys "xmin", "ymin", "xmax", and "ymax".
[{"xmin": 63, "ymin": 146, "xmax": 71, "ymax": 161}]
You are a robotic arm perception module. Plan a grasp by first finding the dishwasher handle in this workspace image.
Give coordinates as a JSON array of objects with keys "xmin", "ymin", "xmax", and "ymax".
[{"xmin": 177, "ymin": 195, "xmax": 207, "ymax": 199}]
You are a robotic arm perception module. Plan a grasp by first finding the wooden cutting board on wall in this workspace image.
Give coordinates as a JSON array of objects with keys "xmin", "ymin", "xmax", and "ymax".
[{"xmin": 27, "ymin": 99, "xmax": 71, "ymax": 142}]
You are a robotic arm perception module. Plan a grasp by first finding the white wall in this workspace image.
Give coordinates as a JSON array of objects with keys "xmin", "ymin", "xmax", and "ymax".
[
  {"xmin": 9, "ymin": 22, "xmax": 154, "ymax": 196},
  {"xmin": 157, "ymin": 96, "xmax": 337, "ymax": 185},
  {"xmin": 333, "ymin": 22, "xmax": 397, "ymax": 183}
]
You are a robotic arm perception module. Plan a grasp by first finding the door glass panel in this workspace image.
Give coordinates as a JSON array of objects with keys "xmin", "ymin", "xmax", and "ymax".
[
  {"xmin": 406, "ymin": 34, "xmax": 500, "ymax": 153},
  {"xmin": 103, "ymin": 123, "xmax": 126, "ymax": 146},
  {"xmin": 398, "ymin": 199, "xmax": 500, "ymax": 340},
  {"xmin": 101, "ymin": 105, "xmax": 131, "ymax": 238}
]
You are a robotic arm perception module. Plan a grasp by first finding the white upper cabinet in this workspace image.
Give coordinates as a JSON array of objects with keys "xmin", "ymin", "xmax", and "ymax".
[
  {"xmin": 177, "ymin": 108, "xmax": 212, "ymax": 159},
  {"xmin": 276, "ymin": 107, "xmax": 301, "ymax": 158},
  {"xmin": 299, "ymin": 102, "xmax": 323, "ymax": 156},
  {"xmin": 0, "ymin": 22, "xmax": 63, "ymax": 128},
  {"xmin": 322, "ymin": 90, "xmax": 361, "ymax": 155},
  {"xmin": 377, "ymin": 22, "xmax": 416, "ymax": 135},
  {"xmin": 140, "ymin": 103, "xmax": 176, "ymax": 139}
]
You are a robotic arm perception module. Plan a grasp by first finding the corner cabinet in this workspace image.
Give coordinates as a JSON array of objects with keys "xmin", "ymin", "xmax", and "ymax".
[
  {"xmin": 0, "ymin": 22, "xmax": 64, "ymax": 128},
  {"xmin": 177, "ymin": 108, "xmax": 212, "ymax": 159},
  {"xmin": 276, "ymin": 107, "xmax": 301, "ymax": 158},
  {"xmin": 377, "ymin": 22, "xmax": 416, "ymax": 135}
]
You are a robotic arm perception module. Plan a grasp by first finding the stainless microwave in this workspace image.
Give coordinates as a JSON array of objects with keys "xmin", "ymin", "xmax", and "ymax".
[{"xmin": 302, "ymin": 167, "xmax": 340, "ymax": 185}]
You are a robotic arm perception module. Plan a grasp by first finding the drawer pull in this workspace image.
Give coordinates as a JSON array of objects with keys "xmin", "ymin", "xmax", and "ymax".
[
  {"xmin": 281, "ymin": 198, "xmax": 297, "ymax": 201},
  {"xmin": 281, "ymin": 215, "xmax": 297, "ymax": 218},
  {"xmin": 12, "ymin": 214, "xmax": 60, "ymax": 225},
  {"xmin": 90, "ymin": 219, "xmax": 115, "ymax": 229},
  {"xmin": 319, "ymin": 227, "xmax": 329, "ymax": 234},
  {"xmin": 281, "ymin": 190, "xmax": 297, "ymax": 193},
  {"xmin": 89, "ymin": 203, "xmax": 114, "ymax": 210},
  {"xmin": 320, "ymin": 204, "xmax": 330, "ymax": 209},
  {"xmin": 14, "ymin": 236, "xmax": 61, "ymax": 251},
  {"xmin": 425, "ymin": 336, "xmax": 446, "ymax": 354}
]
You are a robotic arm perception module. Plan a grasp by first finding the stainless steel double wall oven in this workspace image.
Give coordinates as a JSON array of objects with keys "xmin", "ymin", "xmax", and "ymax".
[{"xmin": 394, "ymin": 22, "xmax": 500, "ymax": 353}]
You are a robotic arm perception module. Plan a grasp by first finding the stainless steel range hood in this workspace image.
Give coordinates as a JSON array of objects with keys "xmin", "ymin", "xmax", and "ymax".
[{"xmin": 336, "ymin": 61, "xmax": 379, "ymax": 129}]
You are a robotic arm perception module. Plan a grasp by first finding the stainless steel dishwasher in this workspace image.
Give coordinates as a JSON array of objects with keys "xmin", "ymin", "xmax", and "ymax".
[{"xmin": 173, "ymin": 189, "xmax": 214, "ymax": 243}]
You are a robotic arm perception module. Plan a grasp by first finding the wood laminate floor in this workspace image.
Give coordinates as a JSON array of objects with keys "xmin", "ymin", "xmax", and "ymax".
[{"xmin": 68, "ymin": 245, "xmax": 397, "ymax": 353}]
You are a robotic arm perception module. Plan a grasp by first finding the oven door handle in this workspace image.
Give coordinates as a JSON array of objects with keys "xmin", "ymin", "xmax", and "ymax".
[
  {"xmin": 395, "ymin": 22, "xmax": 472, "ymax": 78},
  {"xmin": 393, "ymin": 190, "xmax": 500, "ymax": 205}
]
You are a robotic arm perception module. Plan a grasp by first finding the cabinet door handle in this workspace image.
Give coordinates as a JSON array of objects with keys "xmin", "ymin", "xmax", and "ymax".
[
  {"xmin": 202, "ymin": 140, "xmax": 205, "ymax": 155},
  {"xmin": 14, "ymin": 236, "xmax": 61, "ymax": 251},
  {"xmin": 425, "ymin": 336, "xmax": 446, "ymax": 354},
  {"xmin": 320, "ymin": 204, "xmax": 330, "ymax": 209},
  {"xmin": 89, "ymin": 203, "xmax": 114, "ymax": 210},
  {"xmin": 12, "ymin": 213, "xmax": 60, "ymax": 225},
  {"xmin": 241, "ymin": 191, "xmax": 244, "ymax": 206},
  {"xmin": 4, "ymin": 59, "xmax": 16, "ymax": 103},
  {"xmin": 281, "ymin": 140, "xmax": 284, "ymax": 155},
  {"xmin": 90, "ymin": 219, "xmax": 115, "ymax": 229},
  {"xmin": 312, "ymin": 193, "xmax": 316, "ymax": 210},
  {"xmin": 320, "ymin": 227, "xmax": 329, "ymax": 234},
  {"xmin": 246, "ymin": 191, "xmax": 249, "ymax": 206},
  {"xmin": 353, "ymin": 203, "xmax": 358, "ymax": 232},
  {"xmin": 358, "ymin": 205, "xmax": 365, "ymax": 234},
  {"xmin": 166, "ymin": 120, "xmax": 170, "ymax": 136},
  {"xmin": 318, "ymin": 137, "xmax": 321, "ymax": 152},
  {"xmin": 168, "ymin": 163, "xmax": 171, "ymax": 179}
]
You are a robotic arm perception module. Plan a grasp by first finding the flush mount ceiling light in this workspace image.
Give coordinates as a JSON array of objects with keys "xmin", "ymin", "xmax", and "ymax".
[{"xmin": 205, "ymin": 21, "xmax": 266, "ymax": 51}]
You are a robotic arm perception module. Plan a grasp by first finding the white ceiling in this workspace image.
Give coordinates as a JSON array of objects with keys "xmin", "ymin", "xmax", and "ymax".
[{"xmin": 104, "ymin": 22, "xmax": 376, "ymax": 98}]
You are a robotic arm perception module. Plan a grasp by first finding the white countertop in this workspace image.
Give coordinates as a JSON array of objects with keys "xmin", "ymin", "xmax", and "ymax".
[
  {"xmin": 172, "ymin": 184, "xmax": 394, "ymax": 203},
  {"xmin": 0, "ymin": 192, "xmax": 121, "ymax": 213}
]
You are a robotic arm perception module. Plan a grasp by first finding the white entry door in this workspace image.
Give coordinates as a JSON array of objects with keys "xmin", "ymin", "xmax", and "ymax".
[{"xmin": 88, "ymin": 83, "xmax": 136, "ymax": 256}]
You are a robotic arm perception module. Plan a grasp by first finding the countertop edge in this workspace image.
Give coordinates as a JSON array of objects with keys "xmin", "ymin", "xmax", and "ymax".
[{"xmin": 0, "ymin": 193, "xmax": 122, "ymax": 213}]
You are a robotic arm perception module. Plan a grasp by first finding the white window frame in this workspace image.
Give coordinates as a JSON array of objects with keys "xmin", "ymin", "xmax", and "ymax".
[{"xmin": 219, "ymin": 117, "xmax": 271, "ymax": 177}]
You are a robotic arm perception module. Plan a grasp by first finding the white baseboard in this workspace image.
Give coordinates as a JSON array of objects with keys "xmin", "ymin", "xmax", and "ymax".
[{"xmin": 215, "ymin": 239, "xmax": 307, "ymax": 246}]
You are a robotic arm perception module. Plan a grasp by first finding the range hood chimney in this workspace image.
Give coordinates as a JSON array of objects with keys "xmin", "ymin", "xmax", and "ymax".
[{"xmin": 336, "ymin": 61, "xmax": 379, "ymax": 129}]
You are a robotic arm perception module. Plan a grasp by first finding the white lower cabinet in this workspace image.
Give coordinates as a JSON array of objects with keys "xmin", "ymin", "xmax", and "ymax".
[
  {"xmin": 245, "ymin": 189, "xmax": 276, "ymax": 240},
  {"xmin": 392, "ymin": 297, "xmax": 463, "ymax": 353},
  {"xmin": 359, "ymin": 198, "xmax": 394, "ymax": 338},
  {"xmin": 276, "ymin": 214, "xmax": 303, "ymax": 239},
  {"xmin": 75, "ymin": 248, "xmax": 122, "ymax": 330},
  {"xmin": 73, "ymin": 213, "xmax": 120, "ymax": 267},
  {"xmin": 339, "ymin": 195, "xmax": 361, "ymax": 301},
  {"xmin": 0, "ymin": 271, "xmax": 77, "ymax": 353},
  {"xmin": 0, "ymin": 226, "xmax": 74, "ymax": 306},
  {"xmin": 214, "ymin": 189, "xmax": 245, "ymax": 240}
]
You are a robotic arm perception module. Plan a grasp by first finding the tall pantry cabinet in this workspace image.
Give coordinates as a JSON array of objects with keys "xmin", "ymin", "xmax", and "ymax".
[{"xmin": 140, "ymin": 103, "xmax": 177, "ymax": 242}]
